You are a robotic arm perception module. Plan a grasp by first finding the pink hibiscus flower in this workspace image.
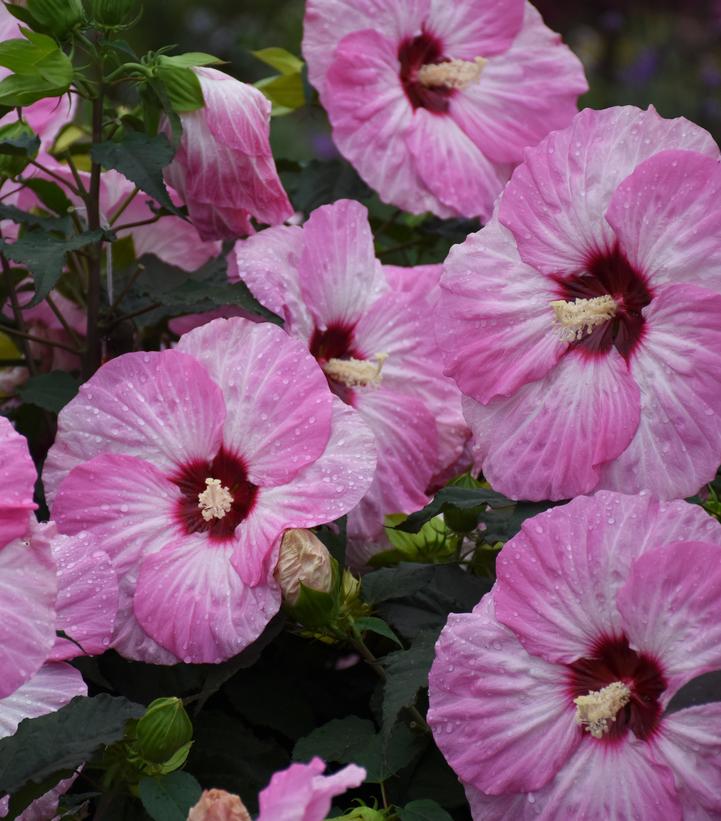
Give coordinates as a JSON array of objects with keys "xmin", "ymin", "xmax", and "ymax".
[
  {"xmin": 0, "ymin": 417, "xmax": 117, "ymax": 693},
  {"xmin": 164, "ymin": 67, "xmax": 293, "ymax": 242},
  {"xmin": 428, "ymin": 491, "xmax": 721, "ymax": 819},
  {"xmin": 302, "ymin": 0, "xmax": 587, "ymax": 220},
  {"xmin": 229, "ymin": 200, "xmax": 468, "ymax": 556},
  {"xmin": 188, "ymin": 758, "xmax": 365, "ymax": 821},
  {"xmin": 0, "ymin": 663, "xmax": 86, "ymax": 821},
  {"xmin": 44, "ymin": 318, "xmax": 376, "ymax": 664},
  {"xmin": 439, "ymin": 105, "xmax": 721, "ymax": 501}
]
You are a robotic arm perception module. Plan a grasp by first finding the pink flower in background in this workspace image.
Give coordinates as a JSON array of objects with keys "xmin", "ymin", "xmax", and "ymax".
[
  {"xmin": 302, "ymin": 0, "xmax": 587, "ymax": 220},
  {"xmin": 0, "ymin": 664, "xmax": 86, "ymax": 821},
  {"xmin": 0, "ymin": 417, "xmax": 117, "ymax": 689},
  {"xmin": 188, "ymin": 758, "xmax": 365, "ymax": 821},
  {"xmin": 230, "ymin": 200, "xmax": 468, "ymax": 559},
  {"xmin": 439, "ymin": 106, "xmax": 721, "ymax": 501},
  {"xmin": 164, "ymin": 67, "xmax": 293, "ymax": 242},
  {"xmin": 45, "ymin": 318, "xmax": 376, "ymax": 664},
  {"xmin": 428, "ymin": 492, "xmax": 721, "ymax": 819},
  {"xmin": 0, "ymin": 4, "xmax": 76, "ymax": 151}
]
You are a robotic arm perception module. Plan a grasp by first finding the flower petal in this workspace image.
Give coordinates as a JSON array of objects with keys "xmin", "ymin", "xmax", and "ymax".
[
  {"xmin": 177, "ymin": 318, "xmax": 334, "ymax": 486},
  {"xmin": 463, "ymin": 347, "xmax": 640, "ymax": 501},
  {"xmin": 0, "ymin": 523, "xmax": 56, "ymax": 698},
  {"xmin": 134, "ymin": 537, "xmax": 280, "ymax": 663},
  {"xmin": 493, "ymin": 492, "xmax": 718, "ymax": 665},
  {"xmin": 617, "ymin": 541, "xmax": 721, "ymax": 698},
  {"xmin": 323, "ymin": 29, "xmax": 451, "ymax": 217},
  {"xmin": 44, "ymin": 350, "xmax": 226, "ymax": 504},
  {"xmin": 428, "ymin": 595, "xmax": 578, "ymax": 795},
  {"xmin": 655, "ymin": 705, "xmax": 721, "ymax": 819},
  {"xmin": 451, "ymin": 3, "xmax": 587, "ymax": 164},
  {"xmin": 439, "ymin": 216, "xmax": 565, "ymax": 403},
  {"xmin": 0, "ymin": 416, "xmax": 36, "ymax": 549},
  {"xmin": 605, "ymin": 149, "xmax": 721, "ymax": 292},
  {"xmin": 257, "ymin": 757, "xmax": 366, "ymax": 821},
  {"xmin": 49, "ymin": 531, "xmax": 118, "ymax": 662},
  {"xmin": 406, "ymin": 108, "xmax": 510, "ymax": 221},
  {"xmin": 498, "ymin": 106, "xmax": 719, "ymax": 277},
  {"xmin": 52, "ymin": 453, "xmax": 181, "ymax": 664},
  {"xmin": 428, "ymin": 0, "xmax": 523, "ymax": 59},
  {"xmin": 297, "ymin": 200, "xmax": 386, "ymax": 328},
  {"xmin": 598, "ymin": 284, "xmax": 721, "ymax": 498}
]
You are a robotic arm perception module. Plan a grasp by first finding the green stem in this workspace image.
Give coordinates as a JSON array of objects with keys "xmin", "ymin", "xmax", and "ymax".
[{"xmin": 1, "ymin": 254, "xmax": 37, "ymax": 376}]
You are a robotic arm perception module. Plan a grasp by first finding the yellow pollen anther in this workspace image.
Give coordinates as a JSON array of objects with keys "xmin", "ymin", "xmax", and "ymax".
[
  {"xmin": 322, "ymin": 353, "xmax": 388, "ymax": 388},
  {"xmin": 197, "ymin": 478, "xmax": 234, "ymax": 521},
  {"xmin": 418, "ymin": 57, "xmax": 487, "ymax": 90},
  {"xmin": 574, "ymin": 681, "xmax": 631, "ymax": 739},
  {"xmin": 550, "ymin": 295, "xmax": 618, "ymax": 343}
]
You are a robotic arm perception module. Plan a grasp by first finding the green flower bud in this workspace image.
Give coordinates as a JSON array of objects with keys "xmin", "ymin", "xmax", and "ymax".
[
  {"xmin": 0, "ymin": 121, "xmax": 39, "ymax": 179},
  {"xmin": 88, "ymin": 0, "xmax": 142, "ymax": 28},
  {"xmin": 134, "ymin": 697, "xmax": 193, "ymax": 765},
  {"xmin": 335, "ymin": 807, "xmax": 387, "ymax": 820},
  {"xmin": 27, "ymin": 0, "xmax": 85, "ymax": 36}
]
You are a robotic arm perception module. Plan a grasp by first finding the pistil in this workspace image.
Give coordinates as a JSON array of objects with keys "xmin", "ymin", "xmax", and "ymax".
[
  {"xmin": 574, "ymin": 681, "xmax": 631, "ymax": 739},
  {"xmin": 197, "ymin": 478, "xmax": 234, "ymax": 521},
  {"xmin": 550, "ymin": 295, "xmax": 617, "ymax": 343},
  {"xmin": 322, "ymin": 353, "xmax": 388, "ymax": 388},
  {"xmin": 418, "ymin": 57, "xmax": 487, "ymax": 90}
]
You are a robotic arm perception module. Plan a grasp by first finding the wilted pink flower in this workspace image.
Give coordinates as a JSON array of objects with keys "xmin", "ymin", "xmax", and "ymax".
[
  {"xmin": 0, "ymin": 418, "xmax": 117, "ymax": 690},
  {"xmin": 230, "ymin": 200, "xmax": 468, "ymax": 556},
  {"xmin": 164, "ymin": 67, "xmax": 293, "ymax": 242},
  {"xmin": 0, "ymin": 5, "xmax": 76, "ymax": 151},
  {"xmin": 189, "ymin": 758, "xmax": 366, "ymax": 821},
  {"xmin": 45, "ymin": 318, "xmax": 376, "ymax": 664},
  {"xmin": 0, "ymin": 663, "xmax": 86, "ymax": 821},
  {"xmin": 302, "ymin": 0, "xmax": 587, "ymax": 219},
  {"xmin": 439, "ymin": 105, "xmax": 721, "ymax": 501},
  {"xmin": 428, "ymin": 492, "xmax": 721, "ymax": 819}
]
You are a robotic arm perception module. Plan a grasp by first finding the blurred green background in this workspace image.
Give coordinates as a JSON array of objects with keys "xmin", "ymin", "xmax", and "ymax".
[{"xmin": 134, "ymin": 0, "xmax": 721, "ymax": 162}]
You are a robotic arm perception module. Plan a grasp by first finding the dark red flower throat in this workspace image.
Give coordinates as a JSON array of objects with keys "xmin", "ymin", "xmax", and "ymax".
[
  {"xmin": 172, "ymin": 448, "xmax": 258, "ymax": 542},
  {"xmin": 399, "ymin": 30, "xmax": 454, "ymax": 113},
  {"xmin": 567, "ymin": 635, "xmax": 666, "ymax": 742}
]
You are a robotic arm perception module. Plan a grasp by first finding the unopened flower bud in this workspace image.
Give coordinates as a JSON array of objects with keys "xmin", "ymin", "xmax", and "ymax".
[
  {"xmin": 134, "ymin": 697, "xmax": 193, "ymax": 764},
  {"xmin": 187, "ymin": 789, "xmax": 250, "ymax": 821},
  {"xmin": 88, "ymin": 0, "xmax": 142, "ymax": 28},
  {"xmin": 275, "ymin": 528, "xmax": 333, "ymax": 605},
  {"xmin": 26, "ymin": 0, "xmax": 84, "ymax": 36}
]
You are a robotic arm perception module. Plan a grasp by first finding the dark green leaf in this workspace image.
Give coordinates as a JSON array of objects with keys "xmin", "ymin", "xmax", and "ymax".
[
  {"xmin": 362, "ymin": 564, "xmax": 438, "ymax": 606},
  {"xmin": 279, "ymin": 158, "xmax": 371, "ymax": 213},
  {"xmin": 0, "ymin": 695, "xmax": 143, "ymax": 794},
  {"xmin": 157, "ymin": 65, "xmax": 204, "ymax": 113},
  {"xmin": 399, "ymin": 799, "xmax": 454, "ymax": 821},
  {"xmin": 225, "ymin": 670, "xmax": 315, "ymax": 739},
  {"xmin": 665, "ymin": 670, "xmax": 721, "ymax": 715},
  {"xmin": 381, "ymin": 632, "xmax": 437, "ymax": 734},
  {"xmin": 0, "ymin": 121, "xmax": 39, "ymax": 158},
  {"xmin": 481, "ymin": 500, "xmax": 558, "ymax": 543},
  {"xmin": 0, "ymin": 228, "xmax": 105, "ymax": 305},
  {"xmin": 355, "ymin": 616, "xmax": 402, "ymax": 648},
  {"xmin": 0, "ymin": 203, "xmax": 70, "ymax": 233},
  {"xmin": 293, "ymin": 716, "xmax": 424, "ymax": 783},
  {"xmin": 138, "ymin": 772, "xmax": 202, "ymax": 821},
  {"xmin": 91, "ymin": 132, "xmax": 178, "ymax": 214},
  {"xmin": 18, "ymin": 371, "xmax": 79, "ymax": 412},
  {"xmin": 397, "ymin": 487, "xmax": 511, "ymax": 534},
  {"xmin": 4, "ymin": 768, "xmax": 74, "ymax": 820},
  {"xmin": 20, "ymin": 178, "xmax": 72, "ymax": 215},
  {"xmin": 315, "ymin": 517, "xmax": 346, "ymax": 565}
]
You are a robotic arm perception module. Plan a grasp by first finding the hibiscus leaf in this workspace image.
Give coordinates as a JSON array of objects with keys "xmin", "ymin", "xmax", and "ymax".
[
  {"xmin": 91, "ymin": 132, "xmax": 179, "ymax": 215},
  {"xmin": 355, "ymin": 616, "xmax": 403, "ymax": 649},
  {"xmin": 0, "ymin": 695, "xmax": 144, "ymax": 795},
  {"xmin": 138, "ymin": 772, "xmax": 202, "ymax": 821},
  {"xmin": 362, "ymin": 564, "xmax": 439, "ymax": 606},
  {"xmin": 665, "ymin": 669, "xmax": 721, "ymax": 715},
  {"xmin": 18, "ymin": 371, "xmax": 79, "ymax": 413},
  {"xmin": 381, "ymin": 631, "xmax": 438, "ymax": 735},
  {"xmin": 0, "ymin": 228, "xmax": 106, "ymax": 305},
  {"xmin": 278, "ymin": 158, "xmax": 371, "ymax": 214},
  {"xmin": 396, "ymin": 486, "xmax": 511, "ymax": 534},
  {"xmin": 399, "ymin": 799, "xmax": 454, "ymax": 821}
]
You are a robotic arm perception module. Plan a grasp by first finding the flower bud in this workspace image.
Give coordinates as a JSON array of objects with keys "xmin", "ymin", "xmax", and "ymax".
[
  {"xmin": 187, "ymin": 789, "xmax": 251, "ymax": 821},
  {"xmin": 336, "ymin": 807, "xmax": 387, "ymax": 820},
  {"xmin": 275, "ymin": 529, "xmax": 333, "ymax": 605},
  {"xmin": 26, "ymin": 0, "xmax": 85, "ymax": 36},
  {"xmin": 134, "ymin": 697, "xmax": 193, "ymax": 765},
  {"xmin": 88, "ymin": 0, "xmax": 142, "ymax": 28}
]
